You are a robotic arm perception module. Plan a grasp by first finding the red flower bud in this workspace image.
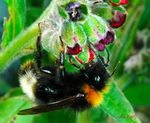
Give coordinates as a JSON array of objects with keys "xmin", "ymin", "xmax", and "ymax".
[
  {"xmin": 110, "ymin": 0, "xmax": 128, "ymax": 6},
  {"xmin": 67, "ymin": 43, "xmax": 82, "ymax": 55},
  {"xmin": 94, "ymin": 42, "xmax": 106, "ymax": 51},
  {"xmin": 109, "ymin": 11, "xmax": 126, "ymax": 28},
  {"xmin": 101, "ymin": 31, "xmax": 115, "ymax": 44},
  {"xmin": 120, "ymin": 0, "xmax": 128, "ymax": 5}
]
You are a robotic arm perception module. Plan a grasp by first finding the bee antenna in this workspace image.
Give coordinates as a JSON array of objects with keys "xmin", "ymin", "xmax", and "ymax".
[{"xmin": 88, "ymin": 42, "xmax": 107, "ymax": 67}]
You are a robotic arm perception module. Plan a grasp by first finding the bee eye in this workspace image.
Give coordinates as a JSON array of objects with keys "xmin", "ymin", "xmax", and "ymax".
[
  {"xmin": 94, "ymin": 76, "xmax": 101, "ymax": 83},
  {"xmin": 66, "ymin": 43, "xmax": 82, "ymax": 55}
]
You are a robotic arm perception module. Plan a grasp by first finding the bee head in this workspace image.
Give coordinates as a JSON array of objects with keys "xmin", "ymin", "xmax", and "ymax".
[{"xmin": 82, "ymin": 61, "xmax": 110, "ymax": 91}]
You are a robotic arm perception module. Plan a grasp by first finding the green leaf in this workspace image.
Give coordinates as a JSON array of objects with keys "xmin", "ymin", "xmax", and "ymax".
[
  {"xmin": 110, "ymin": 0, "xmax": 120, "ymax": 4},
  {"xmin": 26, "ymin": 7, "xmax": 43, "ymax": 26},
  {"xmin": 62, "ymin": 22, "xmax": 87, "ymax": 47},
  {"xmin": 0, "ymin": 96, "xmax": 33, "ymax": 123},
  {"xmin": 58, "ymin": 6, "xmax": 69, "ymax": 19},
  {"xmin": 113, "ymin": 6, "xmax": 127, "ymax": 13},
  {"xmin": 0, "ymin": 87, "xmax": 76, "ymax": 123},
  {"xmin": 101, "ymin": 82, "xmax": 141, "ymax": 123},
  {"xmin": 56, "ymin": 0, "xmax": 88, "ymax": 6},
  {"xmin": 91, "ymin": 2, "xmax": 112, "ymax": 20},
  {"xmin": 33, "ymin": 109, "xmax": 76, "ymax": 123},
  {"xmin": 2, "ymin": 0, "xmax": 26, "ymax": 48},
  {"xmin": 15, "ymin": 114, "xmax": 34, "ymax": 123},
  {"xmin": 0, "ymin": 78, "xmax": 11, "ymax": 95},
  {"xmin": 0, "ymin": 88, "xmax": 24, "ymax": 101},
  {"xmin": 76, "ymin": 110, "xmax": 92, "ymax": 123},
  {"xmin": 76, "ymin": 82, "xmax": 141, "ymax": 123}
]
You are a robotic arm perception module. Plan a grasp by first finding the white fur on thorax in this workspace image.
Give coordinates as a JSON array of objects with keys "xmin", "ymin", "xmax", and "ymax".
[{"xmin": 19, "ymin": 70, "xmax": 37, "ymax": 101}]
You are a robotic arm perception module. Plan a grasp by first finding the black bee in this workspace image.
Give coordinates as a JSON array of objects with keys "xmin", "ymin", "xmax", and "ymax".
[{"xmin": 18, "ymin": 31, "xmax": 111, "ymax": 115}]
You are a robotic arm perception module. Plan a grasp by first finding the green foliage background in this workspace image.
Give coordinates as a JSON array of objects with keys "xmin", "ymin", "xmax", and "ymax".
[{"xmin": 0, "ymin": 0, "xmax": 150, "ymax": 123}]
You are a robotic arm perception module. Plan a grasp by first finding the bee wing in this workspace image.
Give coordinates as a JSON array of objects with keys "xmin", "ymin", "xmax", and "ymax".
[{"xmin": 18, "ymin": 94, "xmax": 84, "ymax": 115}]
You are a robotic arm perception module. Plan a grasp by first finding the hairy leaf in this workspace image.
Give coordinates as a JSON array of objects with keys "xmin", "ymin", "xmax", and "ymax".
[
  {"xmin": 0, "ymin": 96, "xmax": 33, "ymax": 123},
  {"xmin": 101, "ymin": 82, "xmax": 141, "ymax": 123}
]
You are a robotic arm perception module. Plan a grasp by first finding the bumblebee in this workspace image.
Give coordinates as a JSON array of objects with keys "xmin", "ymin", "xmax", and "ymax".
[{"xmin": 18, "ymin": 34, "xmax": 110, "ymax": 115}]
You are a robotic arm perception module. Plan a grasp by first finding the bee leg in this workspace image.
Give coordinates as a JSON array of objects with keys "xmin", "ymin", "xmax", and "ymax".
[
  {"xmin": 55, "ymin": 36, "xmax": 66, "ymax": 81},
  {"xmin": 99, "ymin": 55, "xmax": 109, "ymax": 67},
  {"xmin": 89, "ymin": 43, "xmax": 108, "ymax": 67},
  {"xmin": 35, "ymin": 24, "xmax": 53, "ymax": 75},
  {"xmin": 60, "ymin": 37, "xmax": 80, "ymax": 69},
  {"xmin": 69, "ymin": 56, "xmax": 81, "ymax": 69},
  {"xmin": 57, "ymin": 47, "xmax": 65, "ymax": 78},
  {"xmin": 35, "ymin": 35, "xmax": 42, "ymax": 69},
  {"xmin": 105, "ymin": 47, "xmax": 110, "ymax": 65}
]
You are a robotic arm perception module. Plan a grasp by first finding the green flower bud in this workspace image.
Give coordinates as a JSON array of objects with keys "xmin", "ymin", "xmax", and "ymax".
[
  {"xmin": 82, "ymin": 14, "xmax": 109, "ymax": 44},
  {"xmin": 61, "ymin": 21, "xmax": 87, "ymax": 55}
]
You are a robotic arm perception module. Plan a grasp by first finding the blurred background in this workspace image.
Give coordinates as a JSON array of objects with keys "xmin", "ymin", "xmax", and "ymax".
[{"xmin": 0, "ymin": 0, "xmax": 150, "ymax": 123}]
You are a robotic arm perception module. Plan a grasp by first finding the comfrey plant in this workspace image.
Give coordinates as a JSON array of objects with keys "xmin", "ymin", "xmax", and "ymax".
[
  {"xmin": 38, "ymin": 0, "xmax": 128, "ymax": 72},
  {"xmin": 0, "ymin": 0, "xmax": 142, "ymax": 123}
]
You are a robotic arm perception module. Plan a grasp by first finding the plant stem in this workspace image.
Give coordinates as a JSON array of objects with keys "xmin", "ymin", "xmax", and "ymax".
[
  {"xmin": 110, "ymin": 5, "xmax": 144, "ymax": 77},
  {"xmin": 0, "ymin": 25, "xmax": 38, "ymax": 71},
  {"xmin": 0, "ymin": 0, "xmax": 56, "ymax": 72}
]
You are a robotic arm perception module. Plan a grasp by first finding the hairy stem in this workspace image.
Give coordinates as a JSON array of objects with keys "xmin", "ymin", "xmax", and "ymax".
[{"xmin": 0, "ymin": 0, "xmax": 55, "ymax": 72}]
